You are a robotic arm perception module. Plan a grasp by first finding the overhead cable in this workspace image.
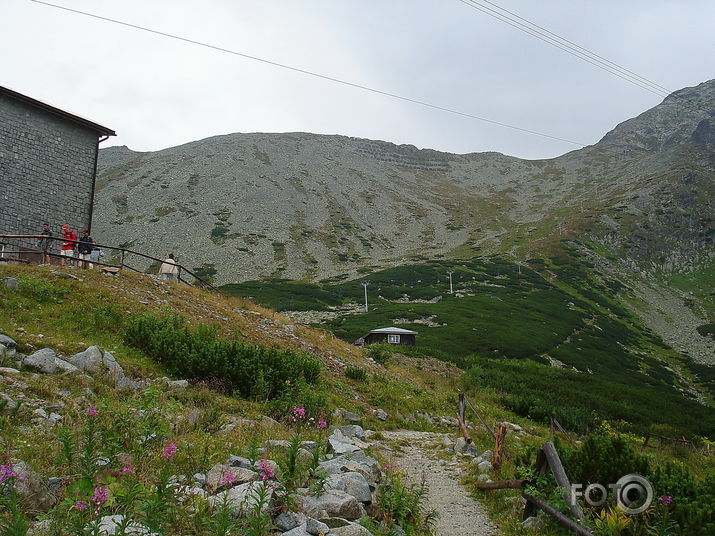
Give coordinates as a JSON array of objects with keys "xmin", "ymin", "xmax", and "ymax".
[
  {"xmin": 457, "ymin": 0, "xmax": 671, "ymax": 97},
  {"xmin": 29, "ymin": 0, "xmax": 586, "ymax": 147}
]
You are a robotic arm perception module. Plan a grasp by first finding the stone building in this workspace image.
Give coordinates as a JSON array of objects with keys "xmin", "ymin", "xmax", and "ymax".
[{"xmin": 0, "ymin": 85, "xmax": 115, "ymax": 249}]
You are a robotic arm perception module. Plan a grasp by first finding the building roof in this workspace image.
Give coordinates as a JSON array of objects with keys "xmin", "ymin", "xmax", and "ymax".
[
  {"xmin": 369, "ymin": 326, "xmax": 418, "ymax": 335},
  {"xmin": 1, "ymin": 86, "xmax": 116, "ymax": 137}
]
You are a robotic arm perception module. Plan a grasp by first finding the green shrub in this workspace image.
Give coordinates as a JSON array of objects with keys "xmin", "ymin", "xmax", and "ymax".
[
  {"xmin": 345, "ymin": 366, "xmax": 367, "ymax": 381},
  {"xmin": 367, "ymin": 345, "xmax": 392, "ymax": 365},
  {"xmin": 124, "ymin": 312, "xmax": 321, "ymax": 400}
]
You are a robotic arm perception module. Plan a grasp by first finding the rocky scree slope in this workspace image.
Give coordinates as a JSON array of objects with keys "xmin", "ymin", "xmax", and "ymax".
[{"xmin": 93, "ymin": 80, "xmax": 714, "ymax": 284}]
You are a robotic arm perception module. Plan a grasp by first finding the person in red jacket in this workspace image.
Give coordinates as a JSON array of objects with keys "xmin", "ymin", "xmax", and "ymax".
[{"xmin": 60, "ymin": 224, "xmax": 77, "ymax": 266}]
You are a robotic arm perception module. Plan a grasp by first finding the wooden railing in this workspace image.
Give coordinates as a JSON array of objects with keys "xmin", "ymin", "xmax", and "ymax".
[{"xmin": 0, "ymin": 234, "xmax": 217, "ymax": 291}]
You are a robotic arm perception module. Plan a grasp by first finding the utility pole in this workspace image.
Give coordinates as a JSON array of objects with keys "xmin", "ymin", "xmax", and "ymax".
[
  {"xmin": 362, "ymin": 280, "xmax": 369, "ymax": 312},
  {"xmin": 446, "ymin": 270, "xmax": 454, "ymax": 294}
]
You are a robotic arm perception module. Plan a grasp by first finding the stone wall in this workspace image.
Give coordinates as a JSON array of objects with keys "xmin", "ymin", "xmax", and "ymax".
[{"xmin": 0, "ymin": 93, "xmax": 99, "ymax": 240}]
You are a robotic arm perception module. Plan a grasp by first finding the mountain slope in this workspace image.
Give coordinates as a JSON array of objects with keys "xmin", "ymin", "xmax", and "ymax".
[{"xmin": 94, "ymin": 80, "xmax": 714, "ymax": 285}]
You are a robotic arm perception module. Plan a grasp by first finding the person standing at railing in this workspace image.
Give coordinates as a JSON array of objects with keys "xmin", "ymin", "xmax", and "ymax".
[
  {"xmin": 77, "ymin": 229, "xmax": 94, "ymax": 269},
  {"xmin": 160, "ymin": 253, "xmax": 179, "ymax": 281},
  {"xmin": 36, "ymin": 222, "xmax": 53, "ymax": 264},
  {"xmin": 60, "ymin": 224, "xmax": 77, "ymax": 266}
]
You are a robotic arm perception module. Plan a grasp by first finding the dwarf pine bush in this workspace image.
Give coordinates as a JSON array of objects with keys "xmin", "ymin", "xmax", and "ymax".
[{"xmin": 124, "ymin": 313, "xmax": 321, "ymax": 400}]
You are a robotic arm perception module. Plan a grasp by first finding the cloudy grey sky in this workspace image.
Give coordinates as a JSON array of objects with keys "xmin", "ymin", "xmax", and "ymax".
[{"xmin": 2, "ymin": 0, "xmax": 714, "ymax": 159}]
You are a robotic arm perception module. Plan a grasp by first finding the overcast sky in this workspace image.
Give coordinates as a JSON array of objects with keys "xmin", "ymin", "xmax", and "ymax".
[{"xmin": 3, "ymin": 0, "xmax": 714, "ymax": 159}]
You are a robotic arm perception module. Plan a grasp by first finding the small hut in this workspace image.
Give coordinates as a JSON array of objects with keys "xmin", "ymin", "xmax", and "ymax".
[{"xmin": 356, "ymin": 327, "xmax": 417, "ymax": 346}]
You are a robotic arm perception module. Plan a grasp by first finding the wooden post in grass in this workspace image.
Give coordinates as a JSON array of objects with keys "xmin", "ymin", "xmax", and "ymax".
[
  {"xmin": 522, "ymin": 493, "xmax": 594, "ymax": 536},
  {"xmin": 457, "ymin": 394, "xmax": 472, "ymax": 443},
  {"xmin": 492, "ymin": 424, "xmax": 508, "ymax": 471},
  {"xmin": 542, "ymin": 442, "xmax": 585, "ymax": 522}
]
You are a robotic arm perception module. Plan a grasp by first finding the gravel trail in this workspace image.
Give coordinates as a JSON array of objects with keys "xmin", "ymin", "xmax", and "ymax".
[{"xmin": 377, "ymin": 430, "xmax": 500, "ymax": 536}]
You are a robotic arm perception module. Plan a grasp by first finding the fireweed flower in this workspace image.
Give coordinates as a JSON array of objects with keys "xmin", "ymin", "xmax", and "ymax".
[
  {"xmin": 121, "ymin": 466, "xmax": 133, "ymax": 474},
  {"xmin": 317, "ymin": 419, "xmax": 328, "ymax": 430},
  {"xmin": 91, "ymin": 487, "xmax": 109, "ymax": 515},
  {"xmin": 257, "ymin": 459, "xmax": 275, "ymax": 481},
  {"xmin": 0, "ymin": 463, "xmax": 19, "ymax": 485},
  {"xmin": 74, "ymin": 501, "xmax": 88, "ymax": 511},
  {"xmin": 161, "ymin": 442, "xmax": 177, "ymax": 461},
  {"xmin": 85, "ymin": 406, "xmax": 99, "ymax": 417},
  {"xmin": 658, "ymin": 495, "xmax": 674, "ymax": 506},
  {"xmin": 292, "ymin": 406, "xmax": 306, "ymax": 422},
  {"xmin": 220, "ymin": 471, "xmax": 236, "ymax": 487}
]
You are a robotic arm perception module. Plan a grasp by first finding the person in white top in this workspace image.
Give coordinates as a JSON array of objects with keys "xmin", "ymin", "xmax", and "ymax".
[{"xmin": 159, "ymin": 253, "xmax": 179, "ymax": 281}]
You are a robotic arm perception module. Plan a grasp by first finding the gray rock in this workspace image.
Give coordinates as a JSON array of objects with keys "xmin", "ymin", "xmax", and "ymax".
[
  {"xmin": 115, "ymin": 376, "xmax": 140, "ymax": 390},
  {"xmin": 453, "ymin": 437, "xmax": 469, "ymax": 454},
  {"xmin": 339, "ymin": 425, "xmax": 366, "ymax": 440},
  {"xmin": 477, "ymin": 460, "xmax": 492, "ymax": 473},
  {"xmin": 283, "ymin": 524, "xmax": 311, "ymax": 536},
  {"xmin": 300, "ymin": 440, "xmax": 317, "ymax": 451},
  {"xmin": 0, "ymin": 334, "xmax": 17, "ymax": 353},
  {"xmin": 13, "ymin": 461, "xmax": 54, "ymax": 512},
  {"xmin": 306, "ymin": 517, "xmax": 330, "ymax": 535},
  {"xmin": 326, "ymin": 472, "xmax": 372, "ymax": 502},
  {"xmin": 23, "ymin": 348, "xmax": 59, "ymax": 374},
  {"xmin": 481, "ymin": 449, "xmax": 493, "ymax": 461},
  {"xmin": 521, "ymin": 516, "xmax": 545, "ymax": 529},
  {"xmin": 27, "ymin": 518, "xmax": 52, "ymax": 535},
  {"xmin": 330, "ymin": 524, "xmax": 374, "ymax": 536},
  {"xmin": 464, "ymin": 444, "xmax": 480, "ymax": 457},
  {"xmin": 0, "ymin": 366, "xmax": 21, "ymax": 375},
  {"xmin": 53, "ymin": 358, "xmax": 79, "ymax": 374},
  {"xmin": 319, "ymin": 517, "xmax": 352, "ymax": 528},
  {"xmin": 205, "ymin": 464, "xmax": 259, "ymax": 492},
  {"xmin": 275, "ymin": 511, "xmax": 307, "ymax": 531},
  {"xmin": 0, "ymin": 392, "xmax": 18, "ymax": 413},
  {"xmin": 343, "ymin": 412, "xmax": 361, "ymax": 423},
  {"xmin": 227, "ymin": 455, "xmax": 253, "ymax": 469},
  {"xmin": 67, "ymin": 346, "xmax": 125, "ymax": 379},
  {"xmin": 209, "ymin": 481, "xmax": 273, "ymax": 517},
  {"xmin": 4, "ymin": 277, "xmax": 18, "ymax": 289},
  {"xmin": 264, "ymin": 439, "xmax": 291, "ymax": 449},
  {"xmin": 327, "ymin": 429, "xmax": 360, "ymax": 455},
  {"xmin": 477, "ymin": 473, "xmax": 491, "ymax": 483},
  {"xmin": 299, "ymin": 490, "xmax": 362, "ymax": 520},
  {"xmin": 375, "ymin": 409, "xmax": 388, "ymax": 421},
  {"xmin": 501, "ymin": 421, "xmax": 522, "ymax": 432},
  {"xmin": 165, "ymin": 379, "xmax": 189, "ymax": 389},
  {"xmin": 193, "ymin": 473, "xmax": 207, "ymax": 487},
  {"xmin": 95, "ymin": 515, "xmax": 157, "ymax": 535}
]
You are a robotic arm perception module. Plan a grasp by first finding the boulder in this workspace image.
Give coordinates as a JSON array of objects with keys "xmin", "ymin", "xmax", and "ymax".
[
  {"xmin": 275, "ymin": 511, "xmax": 307, "ymax": 531},
  {"xmin": 326, "ymin": 472, "xmax": 372, "ymax": 502},
  {"xmin": 0, "ymin": 366, "xmax": 21, "ymax": 375},
  {"xmin": 331, "ymin": 523, "xmax": 374, "ymax": 536},
  {"xmin": 306, "ymin": 517, "xmax": 330, "ymax": 535},
  {"xmin": 264, "ymin": 439, "xmax": 291, "ymax": 449},
  {"xmin": 165, "ymin": 379, "xmax": 189, "ymax": 390},
  {"xmin": 227, "ymin": 455, "xmax": 253, "ymax": 469},
  {"xmin": 1, "ymin": 392, "xmax": 19, "ymax": 414},
  {"xmin": 339, "ymin": 425, "xmax": 366, "ymax": 440},
  {"xmin": 375, "ymin": 409, "xmax": 388, "ymax": 421},
  {"xmin": 95, "ymin": 515, "xmax": 157, "ymax": 535},
  {"xmin": 205, "ymin": 464, "xmax": 259, "ymax": 492},
  {"xmin": 327, "ymin": 429, "xmax": 360, "ymax": 455},
  {"xmin": 23, "ymin": 348, "xmax": 59, "ymax": 374},
  {"xmin": 67, "ymin": 347, "xmax": 125, "ymax": 379},
  {"xmin": 477, "ymin": 460, "xmax": 492, "ymax": 473},
  {"xmin": 481, "ymin": 450, "xmax": 493, "ymax": 461},
  {"xmin": 298, "ymin": 490, "xmax": 362, "ymax": 520},
  {"xmin": 13, "ymin": 462, "xmax": 54, "ymax": 513},
  {"xmin": 209, "ymin": 481, "xmax": 273, "ymax": 517},
  {"xmin": 453, "ymin": 437, "xmax": 469, "ymax": 454},
  {"xmin": 53, "ymin": 358, "xmax": 79, "ymax": 374},
  {"xmin": 282, "ymin": 524, "xmax": 311, "ymax": 536},
  {"xmin": 343, "ymin": 412, "xmax": 361, "ymax": 423}
]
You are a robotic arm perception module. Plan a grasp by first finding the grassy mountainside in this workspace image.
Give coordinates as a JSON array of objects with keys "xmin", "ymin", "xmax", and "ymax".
[{"xmin": 221, "ymin": 249, "xmax": 715, "ymax": 438}]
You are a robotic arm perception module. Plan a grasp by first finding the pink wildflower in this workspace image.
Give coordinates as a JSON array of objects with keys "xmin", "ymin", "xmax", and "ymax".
[
  {"xmin": 220, "ymin": 471, "xmax": 236, "ymax": 487},
  {"xmin": 317, "ymin": 419, "xmax": 328, "ymax": 430},
  {"xmin": 161, "ymin": 442, "xmax": 177, "ymax": 461},
  {"xmin": 658, "ymin": 495, "xmax": 674, "ymax": 506},
  {"xmin": 85, "ymin": 406, "xmax": 99, "ymax": 417},
  {"xmin": 121, "ymin": 466, "xmax": 133, "ymax": 474},
  {"xmin": 291, "ymin": 406, "xmax": 306, "ymax": 422},
  {"xmin": 91, "ymin": 487, "xmax": 109, "ymax": 515},
  {"xmin": 0, "ymin": 464, "xmax": 18, "ymax": 485},
  {"xmin": 257, "ymin": 459, "xmax": 275, "ymax": 481},
  {"xmin": 74, "ymin": 501, "xmax": 88, "ymax": 511},
  {"xmin": 384, "ymin": 462, "xmax": 394, "ymax": 473}
]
